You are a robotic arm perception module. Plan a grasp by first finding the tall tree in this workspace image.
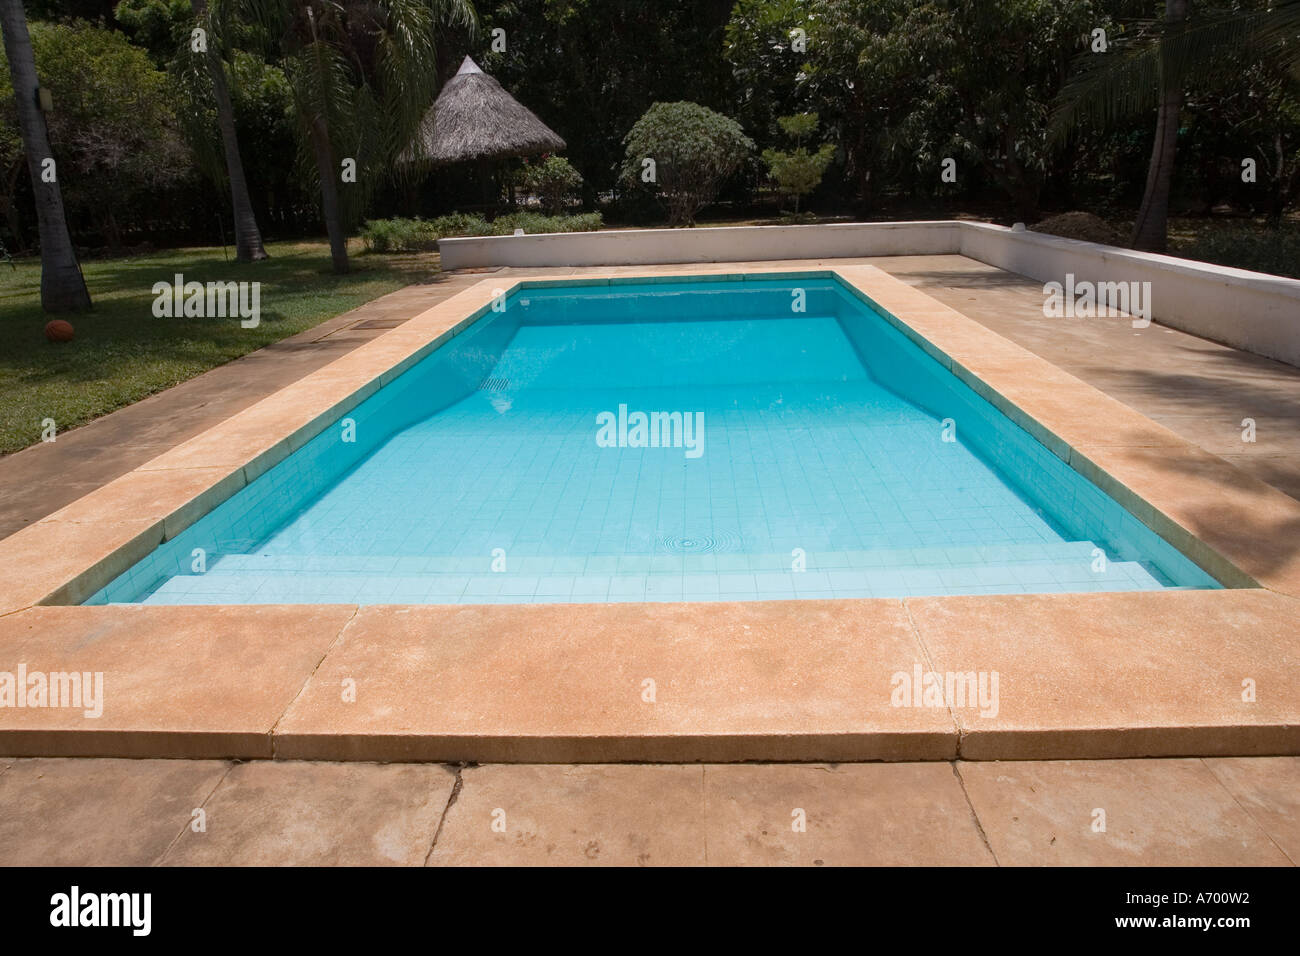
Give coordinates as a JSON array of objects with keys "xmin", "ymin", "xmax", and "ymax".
[
  {"xmin": 1053, "ymin": 0, "xmax": 1300, "ymax": 251},
  {"xmin": 0, "ymin": 0, "xmax": 90, "ymax": 310},
  {"xmin": 5, "ymin": 19, "xmax": 189, "ymax": 252},
  {"xmin": 192, "ymin": 0, "xmax": 268, "ymax": 260},
  {"xmin": 244, "ymin": 0, "xmax": 475, "ymax": 274},
  {"xmin": 1131, "ymin": 0, "xmax": 1189, "ymax": 251}
]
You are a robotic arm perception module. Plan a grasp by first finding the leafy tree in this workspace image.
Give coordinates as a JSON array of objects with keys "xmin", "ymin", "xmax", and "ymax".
[
  {"xmin": 0, "ymin": 0, "xmax": 89, "ymax": 309},
  {"xmin": 620, "ymin": 101, "xmax": 753, "ymax": 226},
  {"xmin": 1, "ymin": 17, "xmax": 186, "ymax": 256},
  {"xmin": 733, "ymin": 0, "xmax": 1104, "ymax": 217},
  {"xmin": 762, "ymin": 112, "xmax": 835, "ymax": 214},
  {"xmin": 117, "ymin": 0, "xmax": 277, "ymax": 259},
  {"xmin": 188, "ymin": 0, "xmax": 268, "ymax": 260},
  {"xmin": 240, "ymin": 0, "xmax": 475, "ymax": 274},
  {"xmin": 477, "ymin": 0, "xmax": 736, "ymax": 203},
  {"xmin": 1198, "ymin": 65, "xmax": 1300, "ymax": 225},
  {"xmin": 723, "ymin": 0, "xmax": 808, "ymax": 140},
  {"xmin": 518, "ymin": 155, "xmax": 582, "ymax": 214},
  {"xmin": 1054, "ymin": 0, "xmax": 1300, "ymax": 250},
  {"xmin": 113, "ymin": 0, "xmax": 190, "ymax": 65},
  {"xmin": 119, "ymin": 0, "xmax": 303, "ymax": 239}
]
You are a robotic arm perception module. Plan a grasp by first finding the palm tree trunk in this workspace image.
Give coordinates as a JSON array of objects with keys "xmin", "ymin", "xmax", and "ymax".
[
  {"xmin": 191, "ymin": 0, "xmax": 268, "ymax": 262},
  {"xmin": 308, "ymin": 117, "xmax": 348, "ymax": 274},
  {"xmin": 0, "ymin": 0, "xmax": 90, "ymax": 311},
  {"xmin": 2, "ymin": 155, "xmax": 24, "ymax": 249},
  {"xmin": 1131, "ymin": 0, "xmax": 1190, "ymax": 252}
]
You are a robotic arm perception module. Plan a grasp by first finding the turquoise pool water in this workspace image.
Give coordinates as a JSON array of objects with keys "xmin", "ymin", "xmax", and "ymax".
[{"xmin": 89, "ymin": 275, "xmax": 1220, "ymax": 605}]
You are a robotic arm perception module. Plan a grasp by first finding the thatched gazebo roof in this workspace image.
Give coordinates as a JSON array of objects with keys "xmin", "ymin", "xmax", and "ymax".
[{"xmin": 405, "ymin": 56, "xmax": 565, "ymax": 165}]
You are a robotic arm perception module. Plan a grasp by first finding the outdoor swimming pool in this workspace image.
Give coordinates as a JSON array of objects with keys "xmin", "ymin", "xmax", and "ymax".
[{"xmin": 88, "ymin": 274, "xmax": 1221, "ymax": 605}]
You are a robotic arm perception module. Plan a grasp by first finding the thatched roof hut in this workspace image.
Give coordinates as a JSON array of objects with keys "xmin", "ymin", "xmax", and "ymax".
[{"xmin": 405, "ymin": 56, "xmax": 565, "ymax": 165}]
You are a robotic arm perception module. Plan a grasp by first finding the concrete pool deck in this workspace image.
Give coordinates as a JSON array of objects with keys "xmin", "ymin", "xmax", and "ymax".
[
  {"xmin": 2, "ymin": 756, "xmax": 1296, "ymax": 865},
  {"xmin": 0, "ymin": 258, "xmax": 1297, "ymax": 765}
]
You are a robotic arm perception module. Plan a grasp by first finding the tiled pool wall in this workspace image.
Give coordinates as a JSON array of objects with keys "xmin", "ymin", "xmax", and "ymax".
[
  {"xmin": 86, "ymin": 273, "xmax": 1221, "ymax": 604},
  {"xmin": 87, "ymin": 301, "xmax": 524, "ymax": 604},
  {"xmin": 828, "ymin": 281, "xmax": 1219, "ymax": 590}
]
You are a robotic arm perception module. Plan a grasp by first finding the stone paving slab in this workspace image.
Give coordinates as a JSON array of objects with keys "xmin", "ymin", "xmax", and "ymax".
[
  {"xmin": 0, "ymin": 756, "xmax": 1293, "ymax": 866},
  {"xmin": 0, "ymin": 517, "xmax": 164, "ymax": 614},
  {"xmin": 703, "ymin": 762, "xmax": 994, "ymax": 866},
  {"xmin": 4, "ymin": 591, "xmax": 1294, "ymax": 763},
  {"xmin": 0, "ymin": 605, "xmax": 355, "ymax": 758},
  {"xmin": 958, "ymin": 758, "xmax": 1293, "ymax": 866},
  {"xmin": 905, "ymin": 589, "xmax": 1300, "ymax": 760},
  {"xmin": 878, "ymin": 255, "xmax": 1300, "ymax": 500},
  {"xmin": 428, "ymin": 764, "xmax": 706, "ymax": 866},
  {"xmin": 0, "ymin": 757, "xmax": 230, "ymax": 865},
  {"xmin": 274, "ymin": 599, "xmax": 955, "ymax": 763},
  {"xmin": 1069, "ymin": 441, "xmax": 1300, "ymax": 597},
  {"xmin": 161, "ymin": 761, "xmax": 456, "ymax": 866},
  {"xmin": 1204, "ymin": 756, "xmax": 1300, "ymax": 862}
]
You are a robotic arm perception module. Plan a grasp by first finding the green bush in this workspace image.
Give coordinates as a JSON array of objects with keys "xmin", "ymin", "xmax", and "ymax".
[
  {"xmin": 360, "ymin": 212, "xmax": 602, "ymax": 252},
  {"xmin": 762, "ymin": 113, "xmax": 836, "ymax": 214},
  {"xmin": 1172, "ymin": 223, "xmax": 1300, "ymax": 280},
  {"xmin": 620, "ymin": 101, "xmax": 754, "ymax": 226},
  {"xmin": 359, "ymin": 218, "xmax": 437, "ymax": 253},
  {"xmin": 518, "ymin": 156, "xmax": 584, "ymax": 214},
  {"xmin": 429, "ymin": 213, "xmax": 494, "ymax": 239},
  {"xmin": 490, "ymin": 212, "xmax": 603, "ymax": 236}
]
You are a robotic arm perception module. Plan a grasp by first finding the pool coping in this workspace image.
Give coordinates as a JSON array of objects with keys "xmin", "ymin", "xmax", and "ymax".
[{"xmin": 1, "ymin": 264, "xmax": 1297, "ymax": 762}]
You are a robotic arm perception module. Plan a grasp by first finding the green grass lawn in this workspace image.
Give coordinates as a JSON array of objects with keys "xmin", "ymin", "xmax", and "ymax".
[{"xmin": 0, "ymin": 240, "xmax": 436, "ymax": 455}]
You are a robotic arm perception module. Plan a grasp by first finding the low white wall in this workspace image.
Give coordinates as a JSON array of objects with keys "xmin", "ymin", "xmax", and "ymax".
[
  {"xmin": 959, "ymin": 223, "xmax": 1300, "ymax": 367},
  {"xmin": 438, "ymin": 221, "xmax": 1300, "ymax": 366},
  {"xmin": 438, "ymin": 220, "xmax": 962, "ymax": 268}
]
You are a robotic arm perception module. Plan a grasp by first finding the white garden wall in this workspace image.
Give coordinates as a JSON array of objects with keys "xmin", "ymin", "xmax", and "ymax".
[{"xmin": 439, "ymin": 221, "xmax": 1300, "ymax": 367}]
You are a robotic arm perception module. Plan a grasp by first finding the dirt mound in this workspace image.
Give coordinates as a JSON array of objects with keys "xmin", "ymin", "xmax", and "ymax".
[{"xmin": 1030, "ymin": 212, "xmax": 1126, "ymax": 247}]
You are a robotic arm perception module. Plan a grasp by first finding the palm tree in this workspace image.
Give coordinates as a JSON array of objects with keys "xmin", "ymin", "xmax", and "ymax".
[
  {"xmin": 1132, "ymin": 0, "xmax": 1189, "ymax": 252},
  {"xmin": 192, "ymin": 0, "xmax": 269, "ymax": 261},
  {"xmin": 1052, "ymin": 0, "xmax": 1300, "ymax": 252},
  {"xmin": 0, "ymin": 0, "xmax": 90, "ymax": 310},
  {"xmin": 243, "ymin": 0, "xmax": 475, "ymax": 274}
]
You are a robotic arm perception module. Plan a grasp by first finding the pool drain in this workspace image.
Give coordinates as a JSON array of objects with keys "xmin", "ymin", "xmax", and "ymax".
[{"xmin": 656, "ymin": 530, "xmax": 743, "ymax": 554}]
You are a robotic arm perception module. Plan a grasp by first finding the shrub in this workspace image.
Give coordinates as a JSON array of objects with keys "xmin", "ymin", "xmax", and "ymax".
[
  {"xmin": 428, "ymin": 212, "xmax": 494, "ymax": 239},
  {"xmin": 518, "ymin": 156, "xmax": 584, "ymax": 214},
  {"xmin": 761, "ymin": 113, "xmax": 836, "ymax": 214},
  {"xmin": 358, "ymin": 218, "xmax": 439, "ymax": 252},
  {"xmin": 359, "ymin": 212, "xmax": 602, "ymax": 252},
  {"xmin": 620, "ymin": 101, "xmax": 754, "ymax": 226},
  {"xmin": 490, "ymin": 212, "xmax": 602, "ymax": 236},
  {"xmin": 1171, "ymin": 222, "xmax": 1300, "ymax": 280}
]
